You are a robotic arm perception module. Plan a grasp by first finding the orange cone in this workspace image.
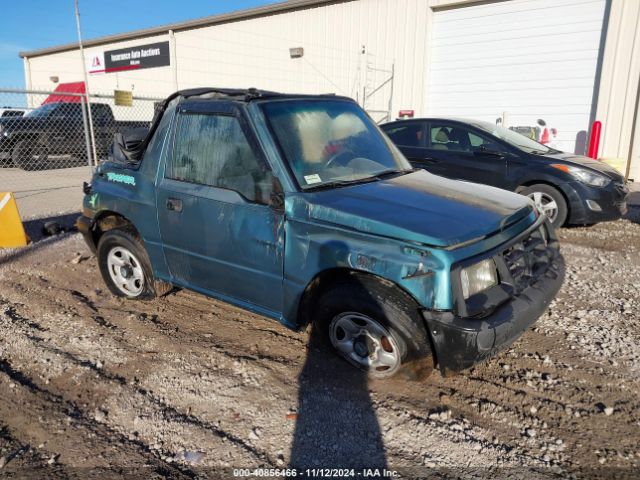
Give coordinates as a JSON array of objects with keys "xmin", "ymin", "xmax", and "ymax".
[{"xmin": 0, "ymin": 192, "xmax": 29, "ymax": 248}]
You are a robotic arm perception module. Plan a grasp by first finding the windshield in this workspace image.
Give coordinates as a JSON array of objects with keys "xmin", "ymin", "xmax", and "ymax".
[
  {"xmin": 262, "ymin": 99, "xmax": 412, "ymax": 189},
  {"xmin": 26, "ymin": 103, "xmax": 60, "ymax": 118},
  {"xmin": 472, "ymin": 120, "xmax": 555, "ymax": 154}
]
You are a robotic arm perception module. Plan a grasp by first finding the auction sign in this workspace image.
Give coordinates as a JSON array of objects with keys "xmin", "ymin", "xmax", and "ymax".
[{"xmin": 103, "ymin": 41, "xmax": 170, "ymax": 73}]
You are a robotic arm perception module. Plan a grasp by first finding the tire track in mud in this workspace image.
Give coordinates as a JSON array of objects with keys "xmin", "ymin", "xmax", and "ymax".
[
  {"xmin": 0, "ymin": 358, "xmax": 196, "ymax": 478},
  {"xmin": 1, "ymin": 278, "xmax": 545, "ymax": 473},
  {"xmin": 0, "ymin": 296, "xmax": 284, "ymax": 469},
  {"xmin": 1, "ymin": 227, "xmax": 639, "ymax": 474}
]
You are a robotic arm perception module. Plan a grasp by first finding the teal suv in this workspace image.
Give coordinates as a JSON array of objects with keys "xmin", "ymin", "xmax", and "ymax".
[{"xmin": 77, "ymin": 88, "xmax": 564, "ymax": 379}]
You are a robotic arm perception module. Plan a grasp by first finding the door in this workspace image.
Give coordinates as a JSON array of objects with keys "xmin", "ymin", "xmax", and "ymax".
[
  {"xmin": 90, "ymin": 104, "xmax": 114, "ymax": 157},
  {"xmin": 51, "ymin": 103, "xmax": 85, "ymax": 156},
  {"xmin": 383, "ymin": 121, "xmax": 444, "ymax": 172},
  {"xmin": 423, "ymin": 121, "xmax": 509, "ymax": 187},
  {"xmin": 156, "ymin": 103, "xmax": 284, "ymax": 316},
  {"xmin": 427, "ymin": 0, "xmax": 606, "ymax": 154}
]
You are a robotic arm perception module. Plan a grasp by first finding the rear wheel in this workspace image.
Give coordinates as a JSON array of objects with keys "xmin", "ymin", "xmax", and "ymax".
[
  {"xmin": 315, "ymin": 277, "xmax": 434, "ymax": 380},
  {"xmin": 519, "ymin": 184, "xmax": 568, "ymax": 227}
]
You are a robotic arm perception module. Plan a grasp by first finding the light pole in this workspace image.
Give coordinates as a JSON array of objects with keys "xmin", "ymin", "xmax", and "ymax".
[{"xmin": 74, "ymin": 0, "xmax": 98, "ymax": 167}]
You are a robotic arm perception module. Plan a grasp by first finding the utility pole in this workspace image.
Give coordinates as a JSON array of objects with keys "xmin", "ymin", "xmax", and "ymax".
[{"xmin": 74, "ymin": 0, "xmax": 98, "ymax": 166}]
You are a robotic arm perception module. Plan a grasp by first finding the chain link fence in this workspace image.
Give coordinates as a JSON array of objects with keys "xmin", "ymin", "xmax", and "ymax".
[{"xmin": 0, "ymin": 88, "xmax": 162, "ymax": 217}]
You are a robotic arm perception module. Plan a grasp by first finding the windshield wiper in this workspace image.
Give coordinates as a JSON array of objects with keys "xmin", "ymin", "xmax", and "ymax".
[
  {"xmin": 303, "ymin": 168, "xmax": 414, "ymax": 191},
  {"xmin": 305, "ymin": 177, "xmax": 380, "ymax": 191},
  {"xmin": 371, "ymin": 168, "xmax": 415, "ymax": 179}
]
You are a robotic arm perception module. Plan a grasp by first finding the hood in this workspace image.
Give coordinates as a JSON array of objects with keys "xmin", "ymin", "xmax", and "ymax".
[
  {"xmin": 536, "ymin": 151, "xmax": 625, "ymax": 181},
  {"xmin": 291, "ymin": 170, "xmax": 535, "ymax": 248},
  {"xmin": 0, "ymin": 116, "xmax": 42, "ymax": 130}
]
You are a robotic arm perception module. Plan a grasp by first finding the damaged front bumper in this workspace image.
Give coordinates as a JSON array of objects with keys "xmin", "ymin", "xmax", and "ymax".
[
  {"xmin": 76, "ymin": 215, "xmax": 97, "ymax": 253},
  {"xmin": 423, "ymin": 221, "xmax": 565, "ymax": 374}
]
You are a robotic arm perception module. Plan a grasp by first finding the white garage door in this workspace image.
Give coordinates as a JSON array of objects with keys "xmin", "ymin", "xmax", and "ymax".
[{"xmin": 427, "ymin": 0, "xmax": 606, "ymax": 154}]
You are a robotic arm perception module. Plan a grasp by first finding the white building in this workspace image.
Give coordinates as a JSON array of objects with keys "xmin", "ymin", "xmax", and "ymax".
[{"xmin": 20, "ymin": 0, "xmax": 640, "ymax": 180}]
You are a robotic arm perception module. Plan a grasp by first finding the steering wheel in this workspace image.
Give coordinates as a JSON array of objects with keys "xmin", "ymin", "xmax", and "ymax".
[{"xmin": 325, "ymin": 150, "xmax": 357, "ymax": 170}]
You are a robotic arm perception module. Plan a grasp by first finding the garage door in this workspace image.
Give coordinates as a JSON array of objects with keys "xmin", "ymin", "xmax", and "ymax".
[{"xmin": 427, "ymin": 0, "xmax": 606, "ymax": 154}]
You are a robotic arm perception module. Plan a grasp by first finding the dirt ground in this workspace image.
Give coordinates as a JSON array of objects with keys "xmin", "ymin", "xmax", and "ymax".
[{"xmin": 0, "ymin": 211, "xmax": 639, "ymax": 479}]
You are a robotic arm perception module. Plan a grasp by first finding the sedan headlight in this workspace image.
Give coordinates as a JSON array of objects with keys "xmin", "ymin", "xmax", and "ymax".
[
  {"xmin": 460, "ymin": 258, "xmax": 498, "ymax": 299},
  {"xmin": 551, "ymin": 164, "xmax": 610, "ymax": 187}
]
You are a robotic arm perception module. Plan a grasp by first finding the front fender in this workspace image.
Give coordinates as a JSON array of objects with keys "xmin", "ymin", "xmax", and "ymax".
[{"xmin": 281, "ymin": 216, "xmax": 452, "ymax": 327}]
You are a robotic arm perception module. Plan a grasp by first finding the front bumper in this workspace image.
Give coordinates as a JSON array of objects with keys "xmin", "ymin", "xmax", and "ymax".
[
  {"xmin": 563, "ymin": 180, "xmax": 629, "ymax": 224},
  {"xmin": 424, "ymin": 219, "xmax": 565, "ymax": 374},
  {"xmin": 76, "ymin": 215, "xmax": 97, "ymax": 253}
]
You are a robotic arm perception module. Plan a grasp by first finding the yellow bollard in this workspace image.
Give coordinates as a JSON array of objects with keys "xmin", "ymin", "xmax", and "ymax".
[{"xmin": 0, "ymin": 192, "xmax": 29, "ymax": 248}]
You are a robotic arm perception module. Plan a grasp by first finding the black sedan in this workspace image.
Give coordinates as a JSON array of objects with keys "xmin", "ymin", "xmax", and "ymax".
[{"xmin": 382, "ymin": 118, "xmax": 629, "ymax": 226}]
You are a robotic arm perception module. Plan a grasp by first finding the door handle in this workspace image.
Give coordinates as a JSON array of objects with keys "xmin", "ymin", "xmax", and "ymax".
[{"xmin": 166, "ymin": 198, "xmax": 183, "ymax": 212}]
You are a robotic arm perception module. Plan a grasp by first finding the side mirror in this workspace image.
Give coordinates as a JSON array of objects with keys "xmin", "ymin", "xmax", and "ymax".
[{"xmin": 269, "ymin": 174, "xmax": 285, "ymax": 212}]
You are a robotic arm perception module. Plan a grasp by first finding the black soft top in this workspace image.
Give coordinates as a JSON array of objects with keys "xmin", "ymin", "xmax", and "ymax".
[{"xmin": 111, "ymin": 87, "xmax": 351, "ymax": 163}]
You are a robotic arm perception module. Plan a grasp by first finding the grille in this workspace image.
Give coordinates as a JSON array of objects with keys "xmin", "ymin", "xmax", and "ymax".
[{"xmin": 502, "ymin": 226, "xmax": 553, "ymax": 293}]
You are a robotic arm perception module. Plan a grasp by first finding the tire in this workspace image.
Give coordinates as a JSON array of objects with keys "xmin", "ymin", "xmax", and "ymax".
[
  {"xmin": 12, "ymin": 140, "xmax": 49, "ymax": 171},
  {"xmin": 314, "ymin": 276, "xmax": 434, "ymax": 380},
  {"xmin": 97, "ymin": 227, "xmax": 169, "ymax": 300},
  {"xmin": 518, "ymin": 183, "xmax": 568, "ymax": 227}
]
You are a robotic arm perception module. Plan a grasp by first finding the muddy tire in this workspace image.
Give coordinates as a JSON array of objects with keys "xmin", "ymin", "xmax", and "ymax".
[
  {"xmin": 518, "ymin": 183, "xmax": 568, "ymax": 227},
  {"xmin": 314, "ymin": 276, "xmax": 434, "ymax": 380},
  {"xmin": 97, "ymin": 227, "xmax": 167, "ymax": 300}
]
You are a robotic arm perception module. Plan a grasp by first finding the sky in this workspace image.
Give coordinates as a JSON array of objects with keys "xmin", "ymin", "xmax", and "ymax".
[{"xmin": 0, "ymin": 0, "xmax": 275, "ymax": 87}]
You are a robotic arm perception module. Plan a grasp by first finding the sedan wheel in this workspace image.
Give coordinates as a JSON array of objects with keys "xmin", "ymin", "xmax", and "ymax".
[
  {"xmin": 519, "ymin": 184, "xmax": 568, "ymax": 227},
  {"xmin": 528, "ymin": 191, "xmax": 559, "ymax": 223}
]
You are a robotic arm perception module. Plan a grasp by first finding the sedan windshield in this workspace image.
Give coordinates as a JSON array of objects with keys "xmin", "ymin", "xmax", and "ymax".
[
  {"xmin": 262, "ymin": 99, "xmax": 413, "ymax": 189},
  {"xmin": 472, "ymin": 120, "xmax": 555, "ymax": 154}
]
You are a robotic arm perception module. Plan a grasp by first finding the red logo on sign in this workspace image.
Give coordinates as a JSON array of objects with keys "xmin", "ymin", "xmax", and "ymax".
[{"xmin": 92, "ymin": 56, "xmax": 101, "ymax": 67}]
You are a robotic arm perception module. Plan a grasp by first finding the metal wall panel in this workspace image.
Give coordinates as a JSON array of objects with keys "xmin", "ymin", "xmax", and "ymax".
[
  {"xmin": 427, "ymin": 0, "xmax": 607, "ymax": 154},
  {"xmin": 594, "ymin": 0, "xmax": 640, "ymax": 180}
]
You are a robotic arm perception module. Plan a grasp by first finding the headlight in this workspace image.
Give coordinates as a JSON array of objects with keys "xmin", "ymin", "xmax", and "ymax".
[
  {"xmin": 551, "ymin": 164, "xmax": 610, "ymax": 187},
  {"xmin": 460, "ymin": 258, "xmax": 498, "ymax": 299}
]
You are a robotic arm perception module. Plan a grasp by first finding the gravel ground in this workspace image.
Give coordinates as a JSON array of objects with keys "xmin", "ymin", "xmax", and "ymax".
[{"xmin": 0, "ymin": 210, "xmax": 638, "ymax": 479}]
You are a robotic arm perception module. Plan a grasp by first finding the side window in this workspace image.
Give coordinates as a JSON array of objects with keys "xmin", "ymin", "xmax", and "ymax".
[
  {"xmin": 468, "ymin": 132, "xmax": 484, "ymax": 147},
  {"xmin": 54, "ymin": 103, "xmax": 78, "ymax": 117},
  {"xmin": 429, "ymin": 123, "xmax": 474, "ymax": 153},
  {"xmin": 384, "ymin": 123, "xmax": 423, "ymax": 147},
  {"xmin": 91, "ymin": 104, "xmax": 110, "ymax": 122},
  {"xmin": 168, "ymin": 113, "xmax": 272, "ymax": 203},
  {"xmin": 468, "ymin": 131, "xmax": 506, "ymax": 153}
]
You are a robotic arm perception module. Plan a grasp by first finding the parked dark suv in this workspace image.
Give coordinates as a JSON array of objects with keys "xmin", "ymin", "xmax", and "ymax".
[{"xmin": 382, "ymin": 118, "xmax": 629, "ymax": 226}]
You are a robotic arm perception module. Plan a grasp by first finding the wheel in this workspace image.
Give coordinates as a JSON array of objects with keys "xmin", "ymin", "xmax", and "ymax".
[
  {"xmin": 12, "ymin": 140, "xmax": 49, "ymax": 171},
  {"xmin": 519, "ymin": 184, "xmax": 568, "ymax": 227},
  {"xmin": 97, "ymin": 227, "xmax": 168, "ymax": 300},
  {"xmin": 315, "ymin": 277, "xmax": 434, "ymax": 380}
]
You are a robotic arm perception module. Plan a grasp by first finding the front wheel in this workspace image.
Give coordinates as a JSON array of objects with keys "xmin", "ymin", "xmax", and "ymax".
[
  {"xmin": 97, "ymin": 227, "xmax": 165, "ymax": 300},
  {"xmin": 315, "ymin": 277, "xmax": 434, "ymax": 380},
  {"xmin": 519, "ymin": 184, "xmax": 568, "ymax": 227},
  {"xmin": 12, "ymin": 140, "xmax": 49, "ymax": 171}
]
